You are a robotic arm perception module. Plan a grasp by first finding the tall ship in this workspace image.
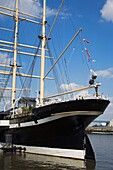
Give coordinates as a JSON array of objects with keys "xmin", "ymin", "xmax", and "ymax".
[{"xmin": 0, "ymin": 0, "xmax": 110, "ymax": 162}]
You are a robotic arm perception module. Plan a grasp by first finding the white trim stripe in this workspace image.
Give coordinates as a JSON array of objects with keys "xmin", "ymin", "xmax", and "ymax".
[
  {"xmin": 9, "ymin": 111, "xmax": 102, "ymax": 129},
  {"xmin": 0, "ymin": 120, "xmax": 9, "ymax": 126},
  {"xmin": 15, "ymin": 144, "xmax": 85, "ymax": 160}
]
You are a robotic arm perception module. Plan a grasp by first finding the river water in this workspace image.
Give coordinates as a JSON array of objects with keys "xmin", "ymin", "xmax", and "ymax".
[{"xmin": 0, "ymin": 134, "xmax": 113, "ymax": 170}]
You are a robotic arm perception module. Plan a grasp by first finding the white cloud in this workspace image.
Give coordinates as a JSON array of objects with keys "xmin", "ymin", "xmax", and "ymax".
[
  {"xmin": 60, "ymin": 83, "xmax": 80, "ymax": 91},
  {"xmin": 96, "ymin": 67, "xmax": 113, "ymax": 78},
  {"xmin": 59, "ymin": 83, "xmax": 95, "ymax": 100},
  {"xmin": 0, "ymin": 52, "xmax": 8, "ymax": 62},
  {"xmin": 74, "ymin": 90, "xmax": 90, "ymax": 99},
  {"xmin": 109, "ymin": 96, "xmax": 113, "ymax": 110},
  {"xmin": 0, "ymin": 0, "xmax": 69, "ymax": 19},
  {"xmin": 0, "ymin": 52, "xmax": 13, "ymax": 64},
  {"xmin": 19, "ymin": 0, "xmax": 42, "ymax": 16},
  {"xmin": 0, "ymin": 0, "xmax": 42, "ymax": 17},
  {"xmin": 100, "ymin": 0, "xmax": 113, "ymax": 22},
  {"xmin": 98, "ymin": 96, "xmax": 113, "ymax": 121},
  {"xmin": 46, "ymin": 7, "xmax": 57, "ymax": 17}
]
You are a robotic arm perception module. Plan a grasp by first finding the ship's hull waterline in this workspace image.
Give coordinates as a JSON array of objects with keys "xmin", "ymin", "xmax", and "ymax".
[{"xmin": 0, "ymin": 99, "xmax": 110, "ymax": 161}]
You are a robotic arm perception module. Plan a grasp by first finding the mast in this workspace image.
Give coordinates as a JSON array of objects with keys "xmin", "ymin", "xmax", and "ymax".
[
  {"xmin": 40, "ymin": 0, "xmax": 46, "ymax": 105},
  {"xmin": 11, "ymin": 0, "xmax": 19, "ymax": 109}
]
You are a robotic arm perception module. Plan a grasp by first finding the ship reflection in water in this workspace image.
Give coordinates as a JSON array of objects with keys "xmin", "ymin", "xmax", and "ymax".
[
  {"xmin": 1, "ymin": 134, "xmax": 113, "ymax": 170},
  {"xmin": 0, "ymin": 151, "xmax": 95, "ymax": 170}
]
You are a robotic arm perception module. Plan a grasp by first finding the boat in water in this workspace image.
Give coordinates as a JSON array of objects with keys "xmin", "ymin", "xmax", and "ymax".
[{"xmin": 0, "ymin": 0, "xmax": 110, "ymax": 161}]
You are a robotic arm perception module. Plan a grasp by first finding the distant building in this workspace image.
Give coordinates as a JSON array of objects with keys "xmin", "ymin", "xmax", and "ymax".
[
  {"xmin": 108, "ymin": 119, "xmax": 113, "ymax": 127},
  {"xmin": 90, "ymin": 120, "xmax": 109, "ymax": 127},
  {"xmin": 100, "ymin": 122, "xmax": 107, "ymax": 127}
]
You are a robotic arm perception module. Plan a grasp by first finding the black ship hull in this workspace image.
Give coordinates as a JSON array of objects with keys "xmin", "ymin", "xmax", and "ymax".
[{"xmin": 0, "ymin": 99, "xmax": 110, "ymax": 161}]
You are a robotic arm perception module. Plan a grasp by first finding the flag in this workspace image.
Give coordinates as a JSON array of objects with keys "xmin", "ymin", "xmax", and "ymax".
[
  {"xmin": 92, "ymin": 59, "xmax": 96, "ymax": 62},
  {"xmin": 85, "ymin": 48, "xmax": 91, "ymax": 61},
  {"xmin": 90, "ymin": 69, "xmax": 95, "ymax": 73},
  {"xmin": 82, "ymin": 38, "xmax": 90, "ymax": 43}
]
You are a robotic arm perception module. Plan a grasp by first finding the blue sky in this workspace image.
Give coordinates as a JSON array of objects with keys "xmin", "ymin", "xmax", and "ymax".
[{"xmin": 0, "ymin": 0, "xmax": 113, "ymax": 121}]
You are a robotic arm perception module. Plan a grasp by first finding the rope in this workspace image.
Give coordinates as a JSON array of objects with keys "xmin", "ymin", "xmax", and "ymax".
[
  {"xmin": 17, "ymin": 39, "xmax": 41, "ymax": 99},
  {"xmin": 47, "ymin": 44, "xmax": 62, "ymax": 94},
  {"xmin": 44, "ymin": 0, "xmax": 64, "ymax": 47},
  {"xmin": 0, "ymin": 68, "xmax": 12, "ymax": 103}
]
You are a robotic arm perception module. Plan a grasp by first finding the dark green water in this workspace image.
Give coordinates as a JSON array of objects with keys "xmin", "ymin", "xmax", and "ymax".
[{"xmin": 0, "ymin": 134, "xmax": 113, "ymax": 170}]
